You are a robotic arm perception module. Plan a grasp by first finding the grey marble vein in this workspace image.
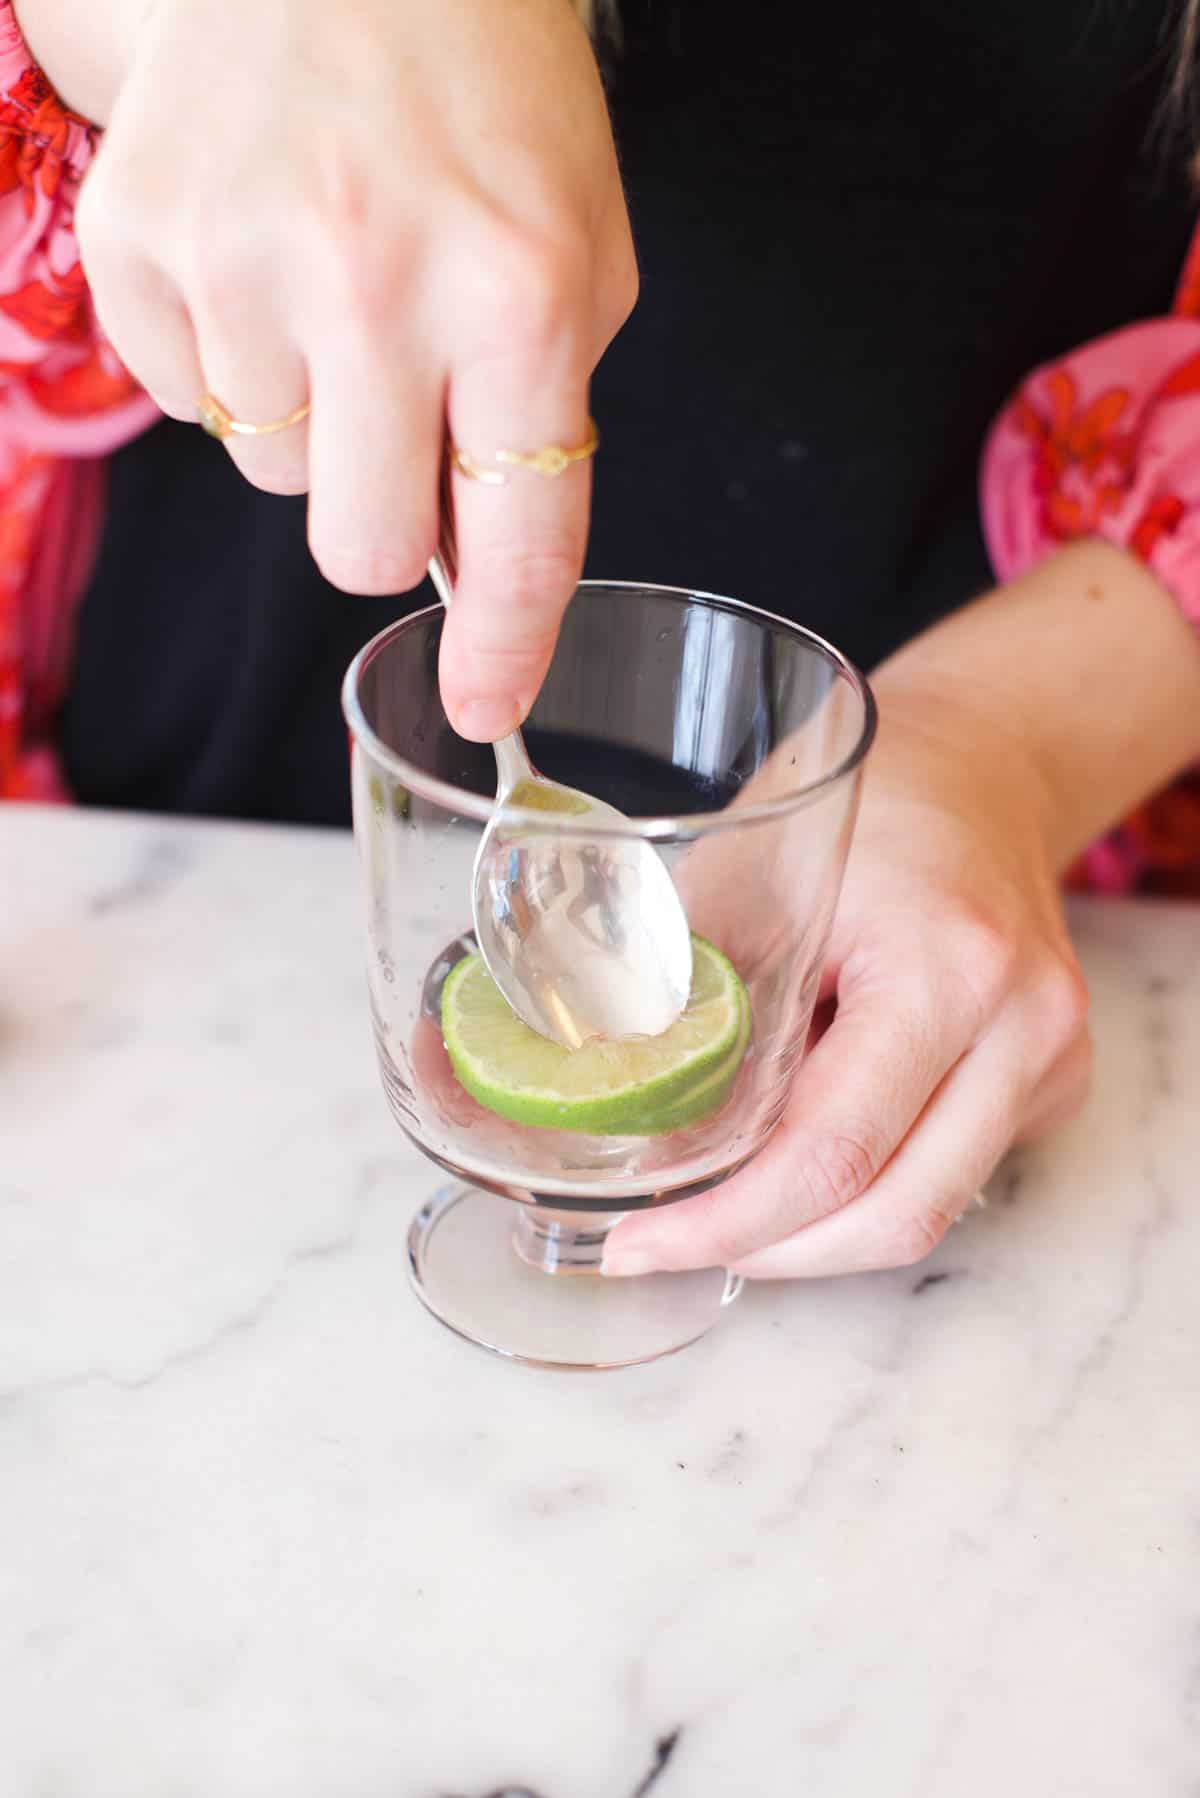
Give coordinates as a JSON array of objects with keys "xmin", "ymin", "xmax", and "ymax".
[{"xmin": 86, "ymin": 834, "xmax": 190, "ymax": 916}]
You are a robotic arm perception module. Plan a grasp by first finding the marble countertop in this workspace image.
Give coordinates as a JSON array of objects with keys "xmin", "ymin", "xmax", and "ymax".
[{"xmin": 3, "ymin": 804, "xmax": 1199, "ymax": 1798}]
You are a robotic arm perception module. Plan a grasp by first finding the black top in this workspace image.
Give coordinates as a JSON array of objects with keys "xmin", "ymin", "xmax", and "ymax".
[{"xmin": 61, "ymin": 0, "xmax": 1192, "ymax": 824}]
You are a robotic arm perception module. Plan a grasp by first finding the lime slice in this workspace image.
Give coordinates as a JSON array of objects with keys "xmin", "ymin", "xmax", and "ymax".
[
  {"xmin": 638, "ymin": 980, "xmax": 752, "ymax": 1135},
  {"xmin": 441, "ymin": 934, "xmax": 751, "ymax": 1136}
]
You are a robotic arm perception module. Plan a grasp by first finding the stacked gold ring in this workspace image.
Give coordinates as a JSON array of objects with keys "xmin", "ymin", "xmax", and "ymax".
[
  {"xmin": 197, "ymin": 395, "xmax": 599, "ymax": 491},
  {"xmin": 198, "ymin": 392, "xmax": 311, "ymax": 442},
  {"xmin": 450, "ymin": 418, "xmax": 600, "ymax": 486}
]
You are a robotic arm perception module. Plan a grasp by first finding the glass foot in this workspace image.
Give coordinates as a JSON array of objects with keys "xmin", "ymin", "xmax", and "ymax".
[{"xmin": 408, "ymin": 1184, "xmax": 742, "ymax": 1370}]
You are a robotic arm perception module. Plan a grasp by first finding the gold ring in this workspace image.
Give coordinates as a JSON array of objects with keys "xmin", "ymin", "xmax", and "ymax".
[
  {"xmin": 450, "ymin": 418, "xmax": 599, "ymax": 486},
  {"xmin": 197, "ymin": 392, "xmax": 311, "ymax": 442}
]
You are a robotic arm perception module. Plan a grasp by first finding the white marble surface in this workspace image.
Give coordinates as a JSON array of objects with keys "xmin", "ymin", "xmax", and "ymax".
[{"xmin": 2, "ymin": 804, "xmax": 1199, "ymax": 1798}]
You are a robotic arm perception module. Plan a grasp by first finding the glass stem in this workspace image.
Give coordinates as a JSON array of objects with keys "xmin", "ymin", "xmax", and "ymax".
[{"xmin": 512, "ymin": 1206, "xmax": 627, "ymax": 1275}]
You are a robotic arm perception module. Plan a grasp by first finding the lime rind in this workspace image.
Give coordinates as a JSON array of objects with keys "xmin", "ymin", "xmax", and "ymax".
[
  {"xmin": 441, "ymin": 935, "xmax": 751, "ymax": 1136},
  {"xmin": 638, "ymin": 979, "xmax": 752, "ymax": 1136}
]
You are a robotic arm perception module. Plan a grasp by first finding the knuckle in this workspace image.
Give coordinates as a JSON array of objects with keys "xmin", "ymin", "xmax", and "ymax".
[
  {"xmin": 613, "ymin": 250, "xmax": 640, "ymax": 326},
  {"xmin": 176, "ymin": 214, "xmax": 275, "ymax": 314},
  {"xmin": 454, "ymin": 630, "xmax": 554, "ymax": 709},
  {"xmin": 456, "ymin": 635, "xmax": 545, "ymax": 680},
  {"xmin": 295, "ymin": 188, "xmax": 414, "ymax": 330},
  {"xmin": 795, "ymin": 1124, "xmax": 884, "ymax": 1220},
  {"xmin": 600, "ymin": 239, "xmax": 640, "ymax": 340},
  {"xmin": 331, "ymin": 242, "xmax": 410, "ymax": 335},
  {"xmin": 77, "ymin": 152, "xmax": 158, "ymax": 257},
  {"xmin": 462, "ymin": 224, "xmax": 584, "ymax": 356},
  {"xmin": 1030, "ymin": 954, "xmax": 1090, "ymax": 1058},
  {"xmin": 875, "ymin": 987, "xmax": 942, "ymax": 1083},
  {"xmin": 470, "ymin": 546, "xmax": 580, "ymax": 638},
  {"xmin": 187, "ymin": 259, "xmax": 254, "ymax": 337},
  {"xmin": 308, "ymin": 148, "xmax": 376, "ymax": 237},
  {"xmin": 945, "ymin": 902, "xmax": 1022, "ymax": 1027},
  {"xmin": 73, "ymin": 166, "xmax": 108, "ymax": 262},
  {"xmin": 502, "ymin": 543, "xmax": 581, "ymax": 609}
]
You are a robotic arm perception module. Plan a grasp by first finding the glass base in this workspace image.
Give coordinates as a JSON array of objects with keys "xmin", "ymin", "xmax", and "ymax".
[{"xmin": 407, "ymin": 1184, "xmax": 742, "ymax": 1370}]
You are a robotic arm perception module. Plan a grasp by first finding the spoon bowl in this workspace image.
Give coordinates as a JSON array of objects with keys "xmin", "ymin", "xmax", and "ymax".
[
  {"xmin": 427, "ymin": 549, "xmax": 693, "ymax": 1047},
  {"xmin": 471, "ymin": 733, "xmax": 694, "ymax": 1049}
]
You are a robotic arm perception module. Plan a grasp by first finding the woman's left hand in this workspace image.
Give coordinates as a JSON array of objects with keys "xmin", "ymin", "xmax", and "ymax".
[{"xmin": 602, "ymin": 648, "xmax": 1094, "ymax": 1281}]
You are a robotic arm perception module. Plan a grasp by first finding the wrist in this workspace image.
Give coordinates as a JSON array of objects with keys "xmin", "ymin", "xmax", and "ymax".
[
  {"xmin": 866, "ymin": 665, "xmax": 1062, "ymax": 877},
  {"xmin": 873, "ymin": 540, "xmax": 1200, "ymax": 872}
]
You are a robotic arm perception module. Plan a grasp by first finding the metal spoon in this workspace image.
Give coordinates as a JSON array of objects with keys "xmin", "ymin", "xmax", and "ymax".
[{"xmin": 428, "ymin": 509, "xmax": 692, "ymax": 1050}]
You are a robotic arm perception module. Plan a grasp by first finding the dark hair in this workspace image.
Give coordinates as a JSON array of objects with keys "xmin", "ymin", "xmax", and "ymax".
[
  {"xmin": 1154, "ymin": 0, "xmax": 1200, "ymax": 171},
  {"xmin": 1170, "ymin": 0, "xmax": 1200, "ymax": 121}
]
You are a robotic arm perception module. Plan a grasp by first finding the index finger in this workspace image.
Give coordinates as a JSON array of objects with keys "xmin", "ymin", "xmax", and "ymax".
[
  {"xmin": 601, "ymin": 961, "xmax": 977, "ymax": 1276},
  {"xmin": 439, "ymin": 349, "xmax": 593, "ymax": 742}
]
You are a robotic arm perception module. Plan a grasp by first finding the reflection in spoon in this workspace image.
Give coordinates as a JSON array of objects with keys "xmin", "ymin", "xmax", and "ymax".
[{"xmin": 427, "ymin": 505, "xmax": 693, "ymax": 1047}]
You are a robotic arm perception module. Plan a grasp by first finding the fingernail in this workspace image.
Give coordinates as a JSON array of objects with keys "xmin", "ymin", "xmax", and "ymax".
[
  {"xmin": 601, "ymin": 1243, "xmax": 660, "ymax": 1278},
  {"xmin": 455, "ymin": 696, "xmax": 522, "ymax": 742}
]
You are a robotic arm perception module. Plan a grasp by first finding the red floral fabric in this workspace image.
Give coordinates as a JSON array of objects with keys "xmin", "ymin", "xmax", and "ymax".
[
  {"xmin": 0, "ymin": 6, "xmax": 157, "ymax": 799},
  {"xmin": 982, "ymin": 252, "xmax": 1200, "ymax": 895},
  {"xmin": 0, "ymin": 2, "xmax": 1196, "ymax": 894}
]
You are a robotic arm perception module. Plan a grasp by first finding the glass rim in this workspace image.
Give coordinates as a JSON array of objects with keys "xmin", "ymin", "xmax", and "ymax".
[{"xmin": 341, "ymin": 580, "xmax": 878, "ymax": 839}]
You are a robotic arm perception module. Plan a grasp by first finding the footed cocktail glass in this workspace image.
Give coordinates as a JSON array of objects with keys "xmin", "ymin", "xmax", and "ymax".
[{"xmin": 342, "ymin": 583, "xmax": 875, "ymax": 1368}]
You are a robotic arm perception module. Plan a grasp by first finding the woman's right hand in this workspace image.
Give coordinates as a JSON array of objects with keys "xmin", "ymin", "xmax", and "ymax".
[{"xmin": 48, "ymin": 0, "xmax": 634, "ymax": 739}]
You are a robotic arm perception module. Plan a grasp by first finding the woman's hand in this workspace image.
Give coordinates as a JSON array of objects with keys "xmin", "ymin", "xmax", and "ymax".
[
  {"xmin": 45, "ymin": 0, "xmax": 634, "ymax": 740},
  {"xmin": 603, "ymin": 541, "xmax": 1200, "ymax": 1280},
  {"xmin": 605, "ymin": 683, "xmax": 1091, "ymax": 1279}
]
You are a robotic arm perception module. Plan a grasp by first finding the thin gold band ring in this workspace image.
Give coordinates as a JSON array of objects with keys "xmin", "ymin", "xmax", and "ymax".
[
  {"xmin": 450, "ymin": 418, "xmax": 599, "ymax": 486},
  {"xmin": 197, "ymin": 392, "xmax": 311, "ymax": 442}
]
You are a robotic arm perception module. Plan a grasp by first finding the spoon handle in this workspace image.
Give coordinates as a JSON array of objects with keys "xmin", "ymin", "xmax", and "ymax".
[
  {"xmin": 429, "ymin": 456, "xmax": 535, "ymax": 795},
  {"xmin": 428, "ymin": 450, "xmax": 459, "ymax": 601},
  {"xmin": 491, "ymin": 731, "xmax": 533, "ymax": 793}
]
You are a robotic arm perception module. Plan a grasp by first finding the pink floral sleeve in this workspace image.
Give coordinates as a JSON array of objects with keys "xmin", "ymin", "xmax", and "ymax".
[
  {"xmin": 0, "ymin": 2, "xmax": 157, "ymax": 801},
  {"xmin": 981, "ymin": 235, "xmax": 1200, "ymax": 896}
]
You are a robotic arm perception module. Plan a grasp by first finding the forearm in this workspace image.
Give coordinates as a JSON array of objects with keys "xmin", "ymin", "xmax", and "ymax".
[
  {"xmin": 14, "ymin": 0, "xmax": 147, "ymax": 120},
  {"xmin": 872, "ymin": 539, "xmax": 1200, "ymax": 872}
]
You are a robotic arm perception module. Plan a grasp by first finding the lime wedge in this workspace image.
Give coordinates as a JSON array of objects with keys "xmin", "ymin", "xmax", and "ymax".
[{"xmin": 441, "ymin": 934, "xmax": 751, "ymax": 1136}]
